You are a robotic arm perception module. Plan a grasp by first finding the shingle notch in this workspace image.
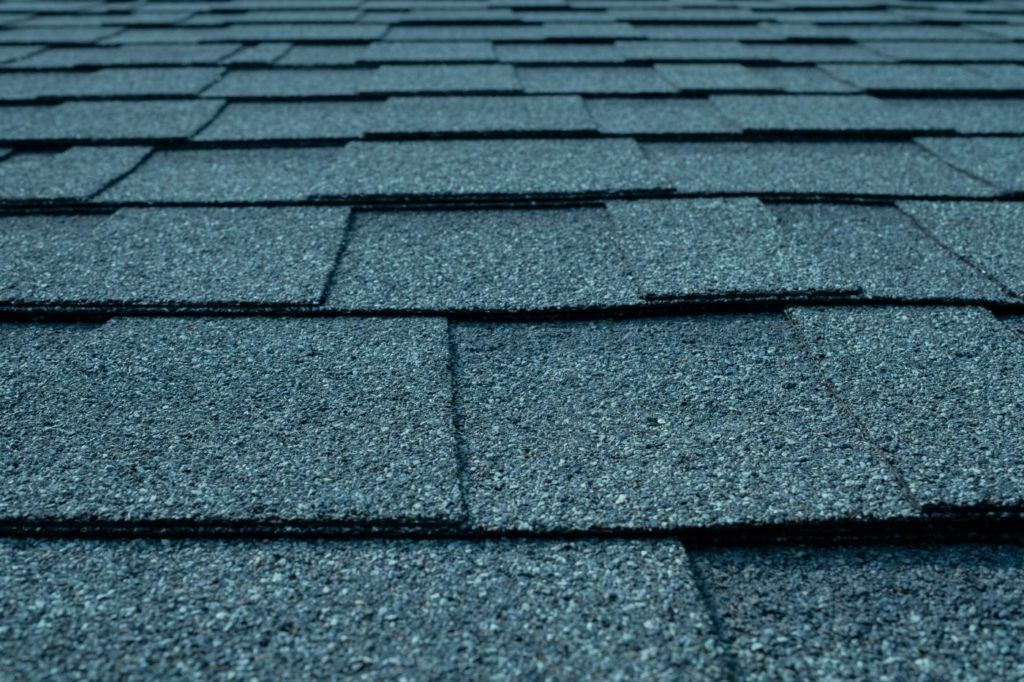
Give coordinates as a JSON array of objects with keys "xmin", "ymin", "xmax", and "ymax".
[
  {"xmin": 606, "ymin": 198, "xmax": 858, "ymax": 301},
  {"xmin": 898, "ymin": 201, "xmax": 1024, "ymax": 297},
  {"xmin": 0, "ymin": 207, "xmax": 348, "ymax": 307},
  {"xmin": 695, "ymin": 545, "xmax": 1024, "ymax": 681},
  {"xmin": 0, "ymin": 539, "xmax": 724, "ymax": 680},
  {"xmin": 326, "ymin": 208, "xmax": 638, "ymax": 312},
  {"xmin": 789, "ymin": 306, "xmax": 1024, "ymax": 509},
  {"xmin": 315, "ymin": 139, "xmax": 670, "ymax": 199},
  {"xmin": 0, "ymin": 100, "xmax": 224, "ymax": 142},
  {"xmin": 0, "ymin": 147, "xmax": 150, "ymax": 202},
  {"xmin": 0, "ymin": 316, "xmax": 461, "ymax": 525},
  {"xmin": 455, "ymin": 315, "xmax": 913, "ymax": 532}
]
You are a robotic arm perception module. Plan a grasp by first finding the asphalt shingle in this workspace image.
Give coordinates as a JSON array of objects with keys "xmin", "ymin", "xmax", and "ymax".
[
  {"xmin": 586, "ymin": 97, "xmax": 739, "ymax": 134},
  {"xmin": 454, "ymin": 315, "xmax": 912, "ymax": 531},
  {"xmin": 822, "ymin": 63, "xmax": 1024, "ymax": 92},
  {"xmin": 606, "ymin": 199, "xmax": 856, "ymax": 300},
  {"xmin": 882, "ymin": 99, "xmax": 1024, "ymax": 134},
  {"xmin": 0, "ymin": 539, "xmax": 724, "ymax": 680},
  {"xmin": 202, "ymin": 68, "xmax": 371, "ymax": 97},
  {"xmin": 613, "ymin": 40, "xmax": 748, "ymax": 61},
  {"xmin": 496, "ymin": 42, "xmax": 625, "ymax": 64},
  {"xmin": 654, "ymin": 64, "xmax": 780, "ymax": 92},
  {"xmin": 100, "ymin": 148, "xmax": 341, "ymax": 203},
  {"xmin": 916, "ymin": 137, "xmax": 1024, "ymax": 194},
  {"xmin": 710, "ymin": 95, "xmax": 907, "ymax": 132},
  {"xmin": 643, "ymin": 142, "xmax": 996, "ymax": 197},
  {"xmin": 0, "ymin": 147, "xmax": 150, "ymax": 202},
  {"xmin": 195, "ymin": 101, "xmax": 377, "ymax": 141},
  {"xmin": 518, "ymin": 66, "xmax": 675, "ymax": 94},
  {"xmin": 360, "ymin": 41, "xmax": 496, "ymax": 63},
  {"xmin": 277, "ymin": 44, "xmax": 365, "ymax": 65},
  {"xmin": 326, "ymin": 208, "xmax": 638, "ymax": 312},
  {"xmin": 695, "ymin": 545, "xmax": 1024, "ymax": 681},
  {"xmin": 0, "ymin": 316, "xmax": 460, "ymax": 524},
  {"xmin": 315, "ymin": 139, "xmax": 670, "ymax": 199},
  {"xmin": 369, "ymin": 95, "xmax": 594, "ymax": 134},
  {"xmin": 0, "ymin": 100, "xmax": 224, "ymax": 142},
  {"xmin": 0, "ymin": 207, "xmax": 347, "ymax": 307},
  {"xmin": 12, "ymin": 44, "xmax": 239, "ymax": 67},
  {"xmin": 0, "ymin": 67, "xmax": 224, "ymax": 100},
  {"xmin": 898, "ymin": 201, "xmax": 1024, "ymax": 297},
  {"xmin": 362, "ymin": 64, "xmax": 520, "ymax": 93},
  {"xmin": 788, "ymin": 306, "xmax": 1024, "ymax": 509}
]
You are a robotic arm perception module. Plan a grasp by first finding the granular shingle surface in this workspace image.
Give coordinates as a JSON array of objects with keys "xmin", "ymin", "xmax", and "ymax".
[
  {"xmin": 455, "ymin": 316, "xmax": 912, "ymax": 531},
  {"xmin": 0, "ymin": 100, "xmax": 224, "ymax": 142},
  {"xmin": 196, "ymin": 102, "xmax": 378, "ymax": 141},
  {"xmin": 370, "ymin": 95, "xmax": 594, "ymax": 134},
  {"xmin": 0, "ymin": 207, "xmax": 348, "ymax": 306},
  {"xmin": 0, "ymin": 316, "xmax": 460, "ymax": 524},
  {"xmin": 0, "ymin": 146, "xmax": 150, "ymax": 201},
  {"xmin": 916, "ymin": 137, "xmax": 1024, "ymax": 194},
  {"xmin": 586, "ymin": 97, "xmax": 739, "ymax": 134}
]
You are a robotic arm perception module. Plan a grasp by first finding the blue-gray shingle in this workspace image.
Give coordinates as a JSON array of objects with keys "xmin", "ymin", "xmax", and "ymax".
[{"xmin": 0, "ymin": 147, "xmax": 150, "ymax": 201}]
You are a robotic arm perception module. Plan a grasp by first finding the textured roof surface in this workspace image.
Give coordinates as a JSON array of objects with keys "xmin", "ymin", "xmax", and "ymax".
[{"xmin": 2, "ymin": 0, "xmax": 1024, "ymax": 678}]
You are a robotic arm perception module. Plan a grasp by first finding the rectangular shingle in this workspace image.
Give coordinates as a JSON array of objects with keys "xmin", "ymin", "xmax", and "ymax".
[
  {"xmin": 607, "ymin": 199, "xmax": 857, "ymax": 300},
  {"xmin": 882, "ymin": 99, "xmax": 1024, "ymax": 134},
  {"xmin": 0, "ymin": 68, "xmax": 223, "ymax": 100},
  {"xmin": 898, "ymin": 201, "xmax": 1024, "ymax": 297},
  {"xmin": 822, "ymin": 63, "xmax": 1024, "ymax": 92},
  {"xmin": 196, "ymin": 101, "xmax": 377, "ymax": 141},
  {"xmin": 0, "ymin": 207, "xmax": 347, "ymax": 307},
  {"xmin": 748, "ymin": 66, "xmax": 858, "ymax": 93},
  {"xmin": 315, "ymin": 139, "xmax": 670, "ymax": 199},
  {"xmin": 276, "ymin": 44, "xmax": 365, "ymax": 65},
  {"xmin": 711, "ymin": 95, "xmax": 908, "ymax": 132},
  {"xmin": 202, "ymin": 68, "xmax": 372, "ymax": 97},
  {"xmin": 221, "ymin": 41, "xmax": 291, "ymax": 64},
  {"xmin": 864, "ymin": 40, "xmax": 1024, "ymax": 61},
  {"xmin": 769, "ymin": 203, "xmax": 1007, "ymax": 301},
  {"xmin": 586, "ymin": 97, "xmax": 739, "ymax": 134},
  {"xmin": 454, "ymin": 315, "xmax": 912, "ymax": 531},
  {"xmin": 369, "ymin": 95, "xmax": 594, "ymax": 134},
  {"xmin": 0, "ymin": 316, "xmax": 460, "ymax": 525},
  {"xmin": 741, "ymin": 42, "xmax": 885, "ymax": 63},
  {"xmin": 518, "ymin": 66, "xmax": 675, "ymax": 94},
  {"xmin": 0, "ymin": 147, "xmax": 150, "ymax": 202},
  {"xmin": 0, "ymin": 539, "xmax": 723, "ymax": 680},
  {"xmin": 385, "ymin": 25, "xmax": 545, "ymax": 41},
  {"xmin": 915, "ymin": 137, "xmax": 1024, "ymax": 194},
  {"xmin": 539, "ymin": 22, "xmax": 640, "ymax": 39},
  {"xmin": 788, "ymin": 306, "xmax": 1024, "ymax": 509},
  {"xmin": 361, "ymin": 64, "xmax": 519, "ymax": 93},
  {"xmin": 0, "ymin": 100, "xmax": 224, "ymax": 142},
  {"xmin": 99, "ymin": 148, "xmax": 341, "ymax": 203},
  {"xmin": 325, "ymin": 208, "xmax": 638, "ymax": 312},
  {"xmin": 643, "ymin": 142, "xmax": 996, "ymax": 196},
  {"xmin": 694, "ymin": 545, "xmax": 1024, "ymax": 681},
  {"xmin": 496, "ymin": 42, "xmax": 624, "ymax": 64},
  {"xmin": 0, "ymin": 26, "xmax": 119, "ymax": 43},
  {"xmin": 614, "ymin": 40, "xmax": 749, "ymax": 61},
  {"xmin": 12, "ymin": 44, "xmax": 239, "ymax": 67},
  {"xmin": 654, "ymin": 64, "xmax": 781, "ymax": 92},
  {"xmin": 361, "ymin": 40, "xmax": 495, "ymax": 62},
  {"xmin": 0, "ymin": 45, "xmax": 45, "ymax": 63}
]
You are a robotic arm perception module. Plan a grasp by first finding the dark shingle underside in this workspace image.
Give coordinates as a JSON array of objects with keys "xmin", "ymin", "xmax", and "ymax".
[{"xmin": 2, "ymin": 0, "xmax": 1024, "ymax": 678}]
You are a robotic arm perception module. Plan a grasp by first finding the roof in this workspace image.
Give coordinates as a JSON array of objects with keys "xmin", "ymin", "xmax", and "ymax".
[{"xmin": 1, "ymin": 0, "xmax": 1024, "ymax": 678}]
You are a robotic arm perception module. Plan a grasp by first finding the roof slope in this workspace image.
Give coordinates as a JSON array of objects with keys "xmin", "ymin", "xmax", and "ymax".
[{"xmin": 1, "ymin": 0, "xmax": 1024, "ymax": 678}]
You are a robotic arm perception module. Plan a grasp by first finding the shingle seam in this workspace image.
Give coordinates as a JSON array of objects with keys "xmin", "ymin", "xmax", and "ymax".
[
  {"xmin": 316, "ymin": 207, "xmax": 355, "ymax": 306},
  {"xmin": 782, "ymin": 308, "xmax": 923, "ymax": 513},
  {"xmin": 912, "ymin": 137, "xmax": 1009, "ymax": 195},
  {"xmin": 684, "ymin": 547, "xmax": 742, "ymax": 682},
  {"xmin": 446, "ymin": 321, "xmax": 472, "ymax": 523}
]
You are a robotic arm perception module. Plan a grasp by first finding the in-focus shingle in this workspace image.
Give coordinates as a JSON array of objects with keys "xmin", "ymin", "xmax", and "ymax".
[
  {"xmin": 369, "ymin": 95, "xmax": 594, "ymax": 133},
  {"xmin": 898, "ymin": 201, "xmax": 1024, "ymax": 296},
  {"xmin": 202, "ymin": 68, "xmax": 372, "ymax": 97},
  {"xmin": 695, "ymin": 545, "xmax": 1024, "ymax": 681},
  {"xmin": 100, "ymin": 148, "xmax": 341, "ymax": 203},
  {"xmin": 769, "ymin": 203, "xmax": 1007, "ymax": 301},
  {"xmin": 711, "ymin": 95, "xmax": 907, "ymax": 132},
  {"xmin": 0, "ymin": 207, "xmax": 348, "ymax": 306},
  {"xmin": 315, "ymin": 139, "xmax": 670, "ymax": 199},
  {"xmin": 518, "ymin": 66, "xmax": 675, "ymax": 94},
  {"xmin": 916, "ymin": 137, "xmax": 1024, "ymax": 194},
  {"xmin": 789, "ymin": 306, "xmax": 1024, "ymax": 508},
  {"xmin": 455, "ymin": 315, "xmax": 912, "ymax": 531},
  {"xmin": 0, "ymin": 100, "xmax": 224, "ymax": 142},
  {"xmin": 195, "ymin": 101, "xmax": 377, "ymax": 141},
  {"xmin": 0, "ymin": 539, "xmax": 724, "ymax": 680},
  {"xmin": 0, "ymin": 67, "xmax": 224, "ymax": 100},
  {"xmin": 0, "ymin": 316, "xmax": 460, "ymax": 524},
  {"xmin": 0, "ymin": 147, "xmax": 150, "ymax": 201},
  {"xmin": 643, "ymin": 142, "xmax": 996, "ymax": 196},
  {"xmin": 586, "ymin": 97, "xmax": 739, "ymax": 134},
  {"xmin": 606, "ymin": 199, "xmax": 857, "ymax": 300},
  {"xmin": 326, "ymin": 208, "xmax": 638, "ymax": 312},
  {"xmin": 361, "ymin": 64, "xmax": 519, "ymax": 93}
]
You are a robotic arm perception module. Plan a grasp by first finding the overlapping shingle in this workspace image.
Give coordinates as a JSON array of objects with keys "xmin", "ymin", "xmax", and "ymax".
[
  {"xmin": 195, "ymin": 101, "xmax": 377, "ymax": 141},
  {"xmin": 586, "ymin": 97, "xmax": 738, "ymax": 134},
  {"xmin": 0, "ymin": 147, "xmax": 150, "ymax": 202},
  {"xmin": 455, "ymin": 315, "xmax": 913, "ymax": 531},
  {"xmin": 916, "ymin": 137, "xmax": 1024, "ymax": 194},
  {"xmin": 362, "ymin": 64, "xmax": 519, "ymax": 93},
  {"xmin": 370, "ymin": 95, "xmax": 594, "ymax": 133},
  {"xmin": 0, "ymin": 67, "xmax": 224, "ymax": 100},
  {"xmin": 0, "ymin": 316, "xmax": 460, "ymax": 524},
  {"xmin": 0, "ymin": 100, "xmax": 224, "ymax": 142},
  {"xmin": 518, "ymin": 66, "xmax": 675, "ymax": 94},
  {"xmin": 12, "ymin": 44, "xmax": 239, "ymax": 67},
  {"xmin": 202, "ymin": 68, "xmax": 371, "ymax": 97}
]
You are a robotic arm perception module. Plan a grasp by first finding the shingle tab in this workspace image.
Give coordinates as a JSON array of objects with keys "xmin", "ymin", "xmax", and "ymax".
[
  {"xmin": 0, "ymin": 147, "xmax": 150, "ymax": 202},
  {"xmin": 586, "ymin": 97, "xmax": 739, "ymax": 134},
  {"xmin": 326, "ymin": 208, "xmax": 638, "ymax": 312},
  {"xmin": 822, "ymin": 63, "xmax": 1024, "ymax": 92},
  {"xmin": 518, "ymin": 66, "xmax": 675, "ymax": 94},
  {"xmin": 221, "ymin": 41, "xmax": 291, "ymax": 65},
  {"xmin": 277, "ymin": 44, "xmax": 364, "ymax": 65},
  {"xmin": 882, "ymin": 99, "xmax": 1024, "ymax": 134},
  {"xmin": 864, "ymin": 40, "xmax": 1024, "ymax": 62},
  {"xmin": 0, "ymin": 539, "xmax": 724, "ymax": 680},
  {"xmin": 607, "ymin": 199, "xmax": 856, "ymax": 300},
  {"xmin": 316, "ymin": 139, "xmax": 670, "ymax": 199},
  {"xmin": 361, "ymin": 64, "xmax": 519, "ymax": 93},
  {"xmin": 711, "ymin": 95, "xmax": 907, "ymax": 132},
  {"xmin": 370, "ymin": 95, "xmax": 594, "ymax": 133},
  {"xmin": 13, "ymin": 44, "xmax": 239, "ymax": 67},
  {"xmin": 361, "ymin": 40, "xmax": 495, "ymax": 63},
  {"xmin": 455, "ymin": 315, "xmax": 912, "ymax": 531},
  {"xmin": 496, "ymin": 42, "xmax": 624, "ymax": 64},
  {"xmin": 897, "ymin": 201, "xmax": 1024, "ymax": 297},
  {"xmin": 202, "ymin": 68, "xmax": 371, "ymax": 97},
  {"xmin": 0, "ymin": 100, "xmax": 223, "ymax": 142},
  {"xmin": 0, "ymin": 67, "xmax": 224, "ymax": 100},
  {"xmin": 916, "ymin": 137, "xmax": 1024, "ymax": 194},
  {"xmin": 100, "ymin": 148, "xmax": 341, "ymax": 203},
  {"xmin": 769, "ymin": 203, "xmax": 1007, "ymax": 301},
  {"xmin": 0, "ymin": 316, "xmax": 460, "ymax": 524},
  {"xmin": 654, "ymin": 64, "xmax": 780, "ymax": 92},
  {"xmin": 0, "ymin": 207, "xmax": 347, "ymax": 306},
  {"xmin": 695, "ymin": 545, "xmax": 1024, "ymax": 681},
  {"xmin": 195, "ymin": 101, "xmax": 377, "ymax": 141},
  {"xmin": 788, "ymin": 306, "xmax": 1024, "ymax": 508},
  {"xmin": 614, "ymin": 40, "xmax": 748, "ymax": 61},
  {"xmin": 643, "ymin": 142, "xmax": 996, "ymax": 196}
]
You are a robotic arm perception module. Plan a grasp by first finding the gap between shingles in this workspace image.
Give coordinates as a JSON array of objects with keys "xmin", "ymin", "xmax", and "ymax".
[{"xmin": 686, "ymin": 550, "xmax": 743, "ymax": 682}]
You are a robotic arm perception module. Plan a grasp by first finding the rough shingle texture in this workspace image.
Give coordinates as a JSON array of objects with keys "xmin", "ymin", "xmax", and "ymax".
[{"xmin": 0, "ymin": 147, "xmax": 150, "ymax": 201}]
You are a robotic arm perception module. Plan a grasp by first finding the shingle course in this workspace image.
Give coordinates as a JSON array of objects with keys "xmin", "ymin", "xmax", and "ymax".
[{"xmin": 0, "ymin": 147, "xmax": 150, "ymax": 202}]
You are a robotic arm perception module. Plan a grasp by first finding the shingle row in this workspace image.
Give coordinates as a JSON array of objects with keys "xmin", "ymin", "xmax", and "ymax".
[{"xmin": 2, "ymin": 306, "xmax": 1023, "ymax": 530}]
